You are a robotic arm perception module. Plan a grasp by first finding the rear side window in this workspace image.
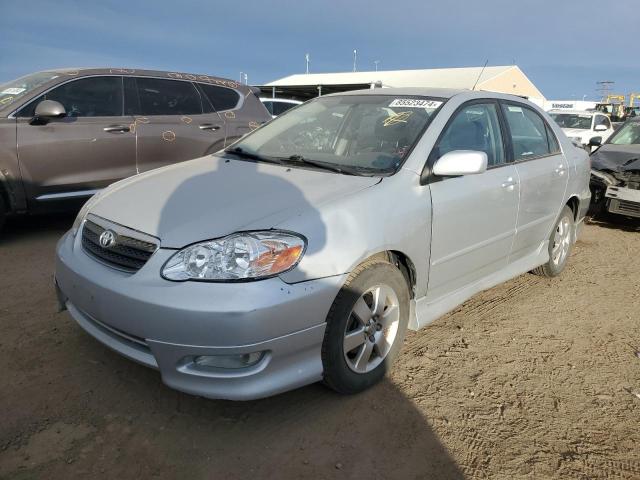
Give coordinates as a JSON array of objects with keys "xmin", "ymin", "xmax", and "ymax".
[
  {"xmin": 199, "ymin": 84, "xmax": 240, "ymax": 111},
  {"xmin": 501, "ymin": 104, "xmax": 551, "ymax": 160},
  {"xmin": 436, "ymin": 102, "xmax": 505, "ymax": 167},
  {"xmin": 135, "ymin": 78, "xmax": 202, "ymax": 115},
  {"xmin": 272, "ymin": 101, "xmax": 297, "ymax": 116},
  {"xmin": 18, "ymin": 76, "xmax": 123, "ymax": 117},
  {"xmin": 594, "ymin": 115, "xmax": 611, "ymax": 129}
]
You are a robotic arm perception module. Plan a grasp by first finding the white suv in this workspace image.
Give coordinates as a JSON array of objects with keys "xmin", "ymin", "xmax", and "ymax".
[{"xmin": 549, "ymin": 110, "xmax": 614, "ymax": 150}]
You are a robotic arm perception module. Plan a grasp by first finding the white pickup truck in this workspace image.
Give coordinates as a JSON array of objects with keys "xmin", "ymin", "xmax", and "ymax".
[{"xmin": 549, "ymin": 109, "xmax": 615, "ymax": 150}]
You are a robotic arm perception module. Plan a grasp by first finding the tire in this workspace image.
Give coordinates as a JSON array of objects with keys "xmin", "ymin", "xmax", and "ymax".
[
  {"xmin": 531, "ymin": 205, "xmax": 574, "ymax": 277},
  {"xmin": 322, "ymin": 257, "xmax": 410, "ymax": 394},
  {"xmin": 0, "ymin": 195, "xmax": 6, "ymax": 233}
]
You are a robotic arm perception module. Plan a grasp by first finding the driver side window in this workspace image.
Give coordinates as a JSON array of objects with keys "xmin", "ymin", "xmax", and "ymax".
[
  {"xmin": 18, "ymin": 76, "xmax": 123, "ymax": 118},
  {"xmin": 436, "ymin": 102, "xmax": 505, "ymax": 167}
]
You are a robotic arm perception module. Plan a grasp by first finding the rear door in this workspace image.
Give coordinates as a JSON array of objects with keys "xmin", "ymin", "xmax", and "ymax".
[
  {"xmin": 427, "ymin": 101, "xmax": 519, "ymax": 301},
  {"xmin": 129, "ymin": 77, "xmax": 226, "ymax": 173},
  {"xmin": 15, "ymin": 76, "xmax": 136, "ymax": 205},
  {"xmin": 500, "ymin": 102, "xmax": 568, "ymax": 263}
]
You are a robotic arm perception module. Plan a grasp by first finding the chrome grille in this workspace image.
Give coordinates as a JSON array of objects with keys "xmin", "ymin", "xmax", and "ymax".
[
  {"xmin": 81, "ymin": 215, "xmax": 159, "ymax": 272},
  {"xmin": 609, "ymin": 199, "xmax": 640, "ymax": 219}
]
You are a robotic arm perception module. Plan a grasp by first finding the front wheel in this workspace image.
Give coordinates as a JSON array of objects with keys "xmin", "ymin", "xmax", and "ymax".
[
  {"xmin": 321, "ymin": 258, "xmax": 410, "ymax": 394},
  {"xmin": 532, "ymin": 205, "xmax": 574, "ymax": 277}
]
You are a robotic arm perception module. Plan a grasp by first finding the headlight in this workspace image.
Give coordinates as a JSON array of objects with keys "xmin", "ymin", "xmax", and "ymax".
[{"xmin": 161, "ymin": 231, "xmax": 306, "ymax": 282}]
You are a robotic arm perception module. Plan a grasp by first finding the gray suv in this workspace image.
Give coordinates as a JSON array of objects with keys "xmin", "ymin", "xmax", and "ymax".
[{"xmin": 0, "ymin": 68, "xmax": 271, "ymax": 229}]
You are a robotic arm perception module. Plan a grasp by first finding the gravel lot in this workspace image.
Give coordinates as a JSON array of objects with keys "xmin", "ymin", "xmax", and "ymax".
[{"xmin": 1, "ymin": 213, "xmax": 639, "ymax": 479}]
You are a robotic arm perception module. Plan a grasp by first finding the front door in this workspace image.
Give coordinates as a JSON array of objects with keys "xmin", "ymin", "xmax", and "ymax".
[
  {"xmin": 427, "ymin": 101, "xmax": 519, "ymax": 301},
  {"xmin": 15, "ymin": 76, "xmax": 136, "ymax": 206},
  {"xmin": 500, "ymin": 102, "xmax": 569, "ymax": 262},
  {"xmin": 128, "ymin": 77, "xmax": 226, "ymax": 173}
]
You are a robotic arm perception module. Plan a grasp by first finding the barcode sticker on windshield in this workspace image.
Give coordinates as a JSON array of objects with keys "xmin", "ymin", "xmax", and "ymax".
[
  {"xmin": 389, "ymin": 98, "xmax": 442, "ymax": 109},
  {"xmin": 1, "ymin": 88, "xmax": 26, "ymax": 95}
]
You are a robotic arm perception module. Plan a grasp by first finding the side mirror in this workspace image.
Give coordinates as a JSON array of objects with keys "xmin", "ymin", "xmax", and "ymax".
[
  {"xmin": 594, "ymin": 124, "xmax": 607, "ymax": 132},
  {"xmin": 588, "ymin": 137, "xmax": 602, "ymax": 147},
  {"xmin": 432, "ymin": 150, "xmax": 488, "ymax": 177},
  {"xmin": 34, "ymin": 100, "xmax": 66, "ymax": 119}
]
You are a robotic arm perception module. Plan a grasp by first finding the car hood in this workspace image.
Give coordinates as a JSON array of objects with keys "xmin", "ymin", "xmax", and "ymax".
[
  {"xmin": 561, "ymin": 128, "xmax": 590, "ymax": 138},
  {"xmin": 591, "ymin": 144, "xmax": 640, "ymax": 172},
  {"xmin": 89, "ymin": 154, "xmax": 381, "ymax": 247}
]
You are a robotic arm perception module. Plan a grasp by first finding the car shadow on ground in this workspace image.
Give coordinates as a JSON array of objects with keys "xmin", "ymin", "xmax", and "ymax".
[
  {"xmin": 1, "ymin": 327, "xmax": 465, "ymax": 479},
  {"xmin": 0, "ymin": 211, "xmax": 76, "ymax": 246}
]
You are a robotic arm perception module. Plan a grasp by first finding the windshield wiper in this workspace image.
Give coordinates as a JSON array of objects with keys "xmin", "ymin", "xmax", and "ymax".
[
  {"xmin": 283, "ymin": 155, "xmax": 362, "ymax": 175},
  {"xmin": 224, "ymin": 147, "xmax": 284, "ymax": 165}
]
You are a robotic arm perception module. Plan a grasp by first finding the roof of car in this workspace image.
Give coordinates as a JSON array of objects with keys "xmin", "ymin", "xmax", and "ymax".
[
  {"xmin": 35, "ymin": 67, "xmax": 243, "ymax": 90},
  {"xmin": 548, "ymin": 109, "xmax": 597, "ymax": 116}
]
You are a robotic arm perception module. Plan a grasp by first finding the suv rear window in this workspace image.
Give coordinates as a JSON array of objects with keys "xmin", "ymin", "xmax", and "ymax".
[
  {"xmin": 199, "ymin": 84, "xmax": 240, "ymax": 111},
  {"xmin": 135, "ymin": 78, "xmax": 202, "ymax": 116}
]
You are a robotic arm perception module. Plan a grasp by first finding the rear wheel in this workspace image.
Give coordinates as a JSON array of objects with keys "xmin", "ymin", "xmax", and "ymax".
[
  {"xmin": 0, "ymin": 195, "xmax": 6, "ymax": 233},
  {"xmin": 532, "ymin": 205, "xmax": 574, "ymax": 277},
  {"xmin": 322, "ymin": 258, "xmax": 409, "ymax": 394}
]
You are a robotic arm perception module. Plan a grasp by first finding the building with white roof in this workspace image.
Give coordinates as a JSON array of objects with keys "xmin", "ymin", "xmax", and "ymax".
[{"xmin": 258, "ymin": 65, "xmax": 545, "ymax": 103}]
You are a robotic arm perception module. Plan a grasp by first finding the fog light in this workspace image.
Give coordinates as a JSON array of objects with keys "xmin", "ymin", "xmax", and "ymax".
[{"xmin": 193, "ymin": 352, "xmax": 264, "ymax": 370}]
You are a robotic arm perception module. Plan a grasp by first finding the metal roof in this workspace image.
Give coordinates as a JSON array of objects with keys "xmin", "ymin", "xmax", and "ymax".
[{"xmin": 265, "ymin": 65, "xmax": 516, "ymax": 89}]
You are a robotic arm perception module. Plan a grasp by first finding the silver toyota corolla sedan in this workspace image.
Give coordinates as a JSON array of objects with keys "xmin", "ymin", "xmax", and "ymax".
[{"xmin": 55, "ymin": 88, "xmax": 591, "ymax": 400}]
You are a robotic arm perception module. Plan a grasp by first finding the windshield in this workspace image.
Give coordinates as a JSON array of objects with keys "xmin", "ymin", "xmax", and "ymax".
[
  {"xmin": 609, "ymin": 122, "xmax": 640, "ymax": 145},
  {"xmin": 549, "ymin": 113, "xmax": 592, "ymax": 129},
  {"xmin": 0, "ymin": 72, "xmax": 60, "ymax": 109},
  {"xmin": 228, "ymin": 95, "xmax": 444, "ymax": 175}
]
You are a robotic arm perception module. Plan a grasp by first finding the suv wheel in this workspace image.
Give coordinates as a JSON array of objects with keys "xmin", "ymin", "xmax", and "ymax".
[{"xmin": 322, "ymin": 257, "xmax": 409, "ymax": 394}]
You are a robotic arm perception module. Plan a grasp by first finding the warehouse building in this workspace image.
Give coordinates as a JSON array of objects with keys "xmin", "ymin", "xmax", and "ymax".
[{"xmin": 259, "ymin": 65, "xmax": 545, "ymax": 104}]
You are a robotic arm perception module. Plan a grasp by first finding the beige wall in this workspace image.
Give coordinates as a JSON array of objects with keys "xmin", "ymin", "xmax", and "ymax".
[{"xmin": 478, "ymin": 67, "xmax": 545, "ymax": 101}]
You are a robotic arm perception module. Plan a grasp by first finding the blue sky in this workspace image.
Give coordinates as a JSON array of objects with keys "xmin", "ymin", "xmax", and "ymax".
[{"xmin": 1, "ymin": 0, "xmax": 638, "ymax": 100}]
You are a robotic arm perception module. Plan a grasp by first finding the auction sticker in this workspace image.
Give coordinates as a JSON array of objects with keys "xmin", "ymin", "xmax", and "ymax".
[
  {"xmin": 389, "ymin": 98, "xmax": 442, "ymax": 109},
  {"xmin": 1, "ymin": 88, "xmax": 26, "ymax": 95}
]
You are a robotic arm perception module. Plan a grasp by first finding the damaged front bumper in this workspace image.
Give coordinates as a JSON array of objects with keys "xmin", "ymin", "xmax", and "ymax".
[{"xmin": 590, "ymin": 169, "xmax": 640, "ymax": 218}]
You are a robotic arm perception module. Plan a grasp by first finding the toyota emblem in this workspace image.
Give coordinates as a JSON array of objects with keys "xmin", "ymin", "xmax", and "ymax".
[{"xmin": 99, "ymin": 230, "xmax": 117, "ymax": 249}]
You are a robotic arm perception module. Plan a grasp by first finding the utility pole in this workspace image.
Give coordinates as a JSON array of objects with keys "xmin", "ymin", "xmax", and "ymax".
[
  {"xmin": 374, "ymin": 60, "xmax": 380, "ymax": 72},
  {"xmin": 596, "ymin": 81, "xmax": 615, "ymax": 102},
  {"xmin": 305, "ymin": 53, "xmax": 310, "ymax": 74},
  {"xmin": 239, "ymin": 72, "xmax": 244, "ymax": 84},
  {"xmin": 243, "ymin": 73, "xmax": 248, "ymax": 85},
  {"xmin": 353, "ymin": 49, "xmax": 357, "ymax": 72}
]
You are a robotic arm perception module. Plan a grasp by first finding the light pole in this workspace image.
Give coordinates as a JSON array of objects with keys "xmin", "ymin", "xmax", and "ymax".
[
  {"xmin": 243, "ymin": 73, "xmax": 248, "ymax": 85},
  {"xmin": 239, "ymin": 72, "xmax": 244, "ymax": 84},
  {"xmin": 305, "ymin": 53, "xmax": 310, "ymax": 74},
  {"xmin": 353, "ymin": 49, "xmax": 357, "ymax": 72},
  {"xmin": 374, "ymin": 60, "xmax": 380, "ymax": 72}
]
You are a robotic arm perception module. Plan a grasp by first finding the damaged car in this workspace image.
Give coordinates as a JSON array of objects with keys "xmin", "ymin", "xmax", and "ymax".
[{"xmin": 589, "ymin": 117, "xmax": 640, "ymax": 219}]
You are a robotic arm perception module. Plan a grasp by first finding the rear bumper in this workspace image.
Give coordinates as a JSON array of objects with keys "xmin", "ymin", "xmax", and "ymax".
[{"xmin": 55, "ymin": 230, "xmax": 346, "ymax": 400}]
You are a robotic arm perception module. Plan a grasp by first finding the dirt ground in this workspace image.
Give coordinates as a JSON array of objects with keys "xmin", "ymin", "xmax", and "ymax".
[{"xmin": 1, "ymin": 213, "xmax": 639, "ymax": 480}]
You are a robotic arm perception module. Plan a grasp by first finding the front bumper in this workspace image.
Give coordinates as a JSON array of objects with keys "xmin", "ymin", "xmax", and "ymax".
[{"xmin": 55, "ymin": 230, "xmax": 346, "ymax": 400}]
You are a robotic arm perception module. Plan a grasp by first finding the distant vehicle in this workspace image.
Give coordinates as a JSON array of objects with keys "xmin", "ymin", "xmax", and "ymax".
[
  {"xmin": 56, "ymin": 88, "xmax": 590, "ymax": 400},
  {"xmin": 549, "ymin": 109, "xmax": 615, "ymax": 150},
  {"xmin": 589, "ymin": 117, "xmax": 640, "ymax": 219},
  {"xmin": 0, "ymin": 68, "xmax": 271, "ymax": 230},
  {"xmin": 260, "ymin": 97, "xmax": 302, "ymax": 117}
]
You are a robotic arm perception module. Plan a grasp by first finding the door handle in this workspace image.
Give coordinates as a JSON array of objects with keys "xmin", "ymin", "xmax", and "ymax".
[
  {"xmin": 501, "ymin": 177, "xmax": 517, "ymax": 189},
  {"xmin": 103, "ymin": 125, "xmax": 130, "ymax": 133},
  {"xmin": 199, "ymin": 124, "xmax": 221, "ymax": 131}
]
